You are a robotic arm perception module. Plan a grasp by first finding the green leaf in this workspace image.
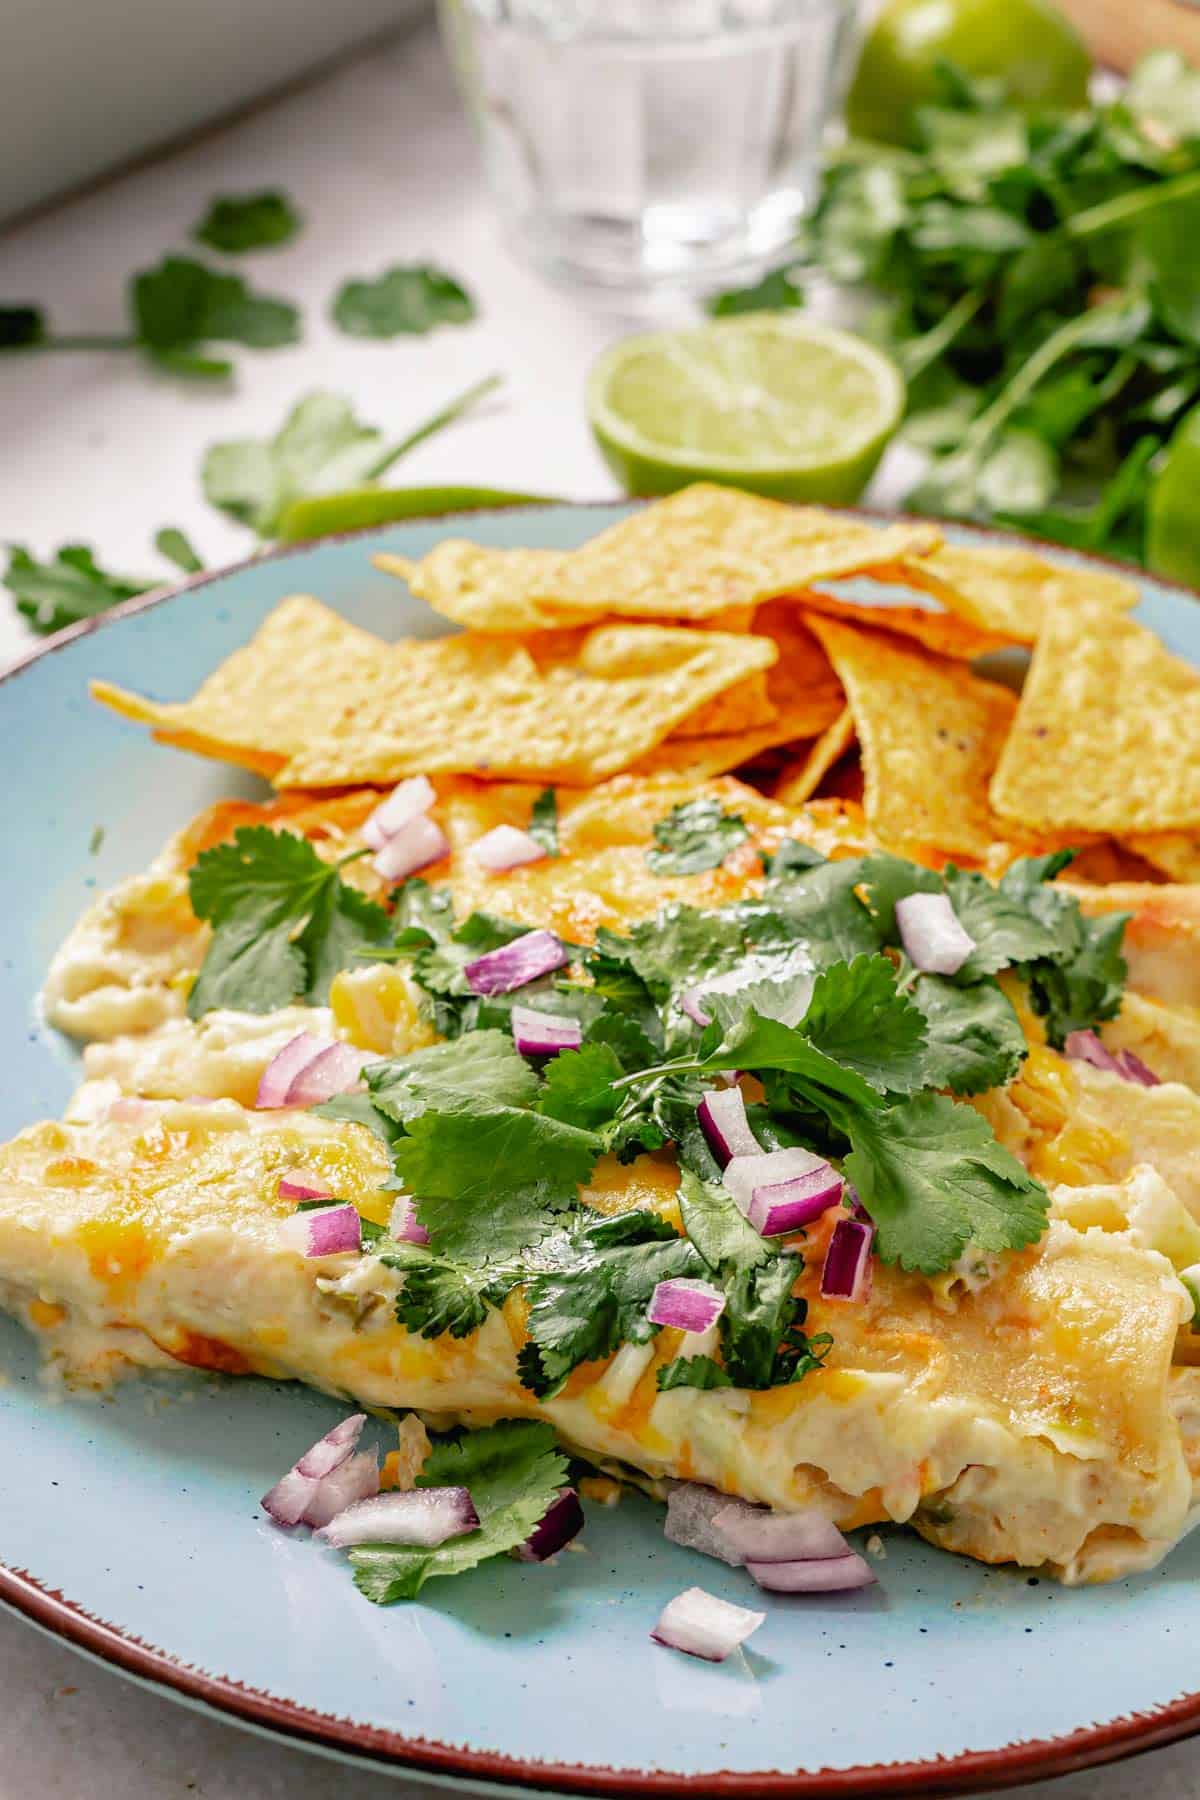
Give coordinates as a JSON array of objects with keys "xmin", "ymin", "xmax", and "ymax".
[
  {"xmin": 193, "ymin": 191, "xmax": 302, "ymax": 254},
  {"xmin": 706, "ymin": 265, "xmax": 806, "ymax": 316},
  {"xmin": 657, "ymin": 1354, "xmax": 733, "ymax": 1390},
  {"xmin": 201, "ymin": 391, "xmax": 388, "ymax": 536},
  {"xmin": 997, "ymin": 855, "xmax": 1129, "ymax": 1046},
  {"xmin": 797, "ymin": 955, "xmax": 928, "ymax": 1095},
  {"xmin": 350, "ymin": 1420, "xmax": 568, "ymax": 1602},
  {"xmin": 332, "ymin": 265, "xmax": 476, "ymax": 338},
  {"xmin": 719, "ymin": 1254, "xmax": 827, "ymax": 1389},
  {"xmin": 393, "ymin": 1108, "xmax": 599, "ymax": 1262},
  {"xmin": 393, "ymin": 1251, "xmax": 521, "ymax": 1341},
  {"xmin": 699, "ymin": 1004, "xmax": 886, "ymax": 1115},
  {"xmin": 131, "ymin": 255, "xmax": 299, "ymax": 355},
  {"xmin": 911, "ymin": 974, "xmax": 1028, "ymax": 1095},
  {"xmin": 366, "ymin": 1032, "xmax": 540, "ymax": 1124},
  {"xmin": 845, "ymin": 1093, "xmax": 1049, "ymax": 1275},
  {"xmin": 0, "ymin": 306, "xmax": 45, "ymax": 348},
  {"xmin": 154, "ymin": 527, "xmax": 204, "ymax": 574},
  {"xmin": 517, "ymin": 1211, "xmax": 704, "ymax": 1398},
  {"xmin": 528, "ymin": 787, "xmax": 559, "ymax": 856},
  {"xmin": 536, "ymin": 1042, "xmax": 624, "ymax": 1131},
  {"xmin": 763, "ymin": 856, "xmax": 883, "ymax": 965},
  {"xmin": 3, "ymin": 544, "xmax": 150, "ymax": 635},
  {"xmin": 186, "ymin": 827, "xmax": 390, "ymax": 1016},
  {"xmin": 646, "ymin": 798, "xmax": 750, "ymax": 876},
  {"xmin": 675, "ymin": 1167, "xmax": 771, "ymax": 1275}
]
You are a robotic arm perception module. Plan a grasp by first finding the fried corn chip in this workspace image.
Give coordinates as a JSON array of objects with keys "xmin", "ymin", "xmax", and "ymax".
[
  {"xmin": 883, "ymin": 544, "xmax": 1139, "ymax": 645},
  {"xmin": 754, "ymin": 600, "xmax": 848, "ymax": 737},
  {"xmin": 275, "ymin": 623, "xmax": 777, "ymax": 788},
  {"xmin": 796, "ymin": 589, "xmax": 1012, "ymax": 659},
  {"xmin": 809, "ymin": 615, "xmax": 1016, "ymax": 858},
  {"xmin": 91, "ymin": 596, "xmax": 391, "ymax": 776},
  {"xmin": 773, "ymin": 708, "xmax": 856, "ymax": 807},
  {"xmin": 991, "ymin": 597, "xmax": 1200, "ymax": 834},
  {"xmin": 389, "ymin": 485, "xmax": 942, "ymax": 628},
  {"xmin": 1123, "ymin": 832, "xmax": 1200, "ymax": 883}
]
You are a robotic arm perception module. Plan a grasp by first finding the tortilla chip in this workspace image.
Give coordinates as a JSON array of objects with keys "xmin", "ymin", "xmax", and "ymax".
[
  {"xmin": 808, "ymin": 615, "xmax": 1016, "ymax": 858},
  {"xmin": 883, "ymin": 544, "xmax": 1139, "ymax": 645},
  {"xmin": 1122, "ymin": 832, "xmax": 1200, "ymax": 883},
  {"xmin": 390, "ymin": 485, "xmax": 942, "ymax": 628},
  {"xmin": 773, "ymin": 709, "xmax": 857, "ymax": 807},
  {"xmin": 672, "ymin": 672, "xmax": 777, "ymax": 737},
  {"xmin": 91, "ymin": 596, "xmax": 390, "ymax": 773},
  {"xmin": 275, "ymin": 623, "xmax": 777, "ymax": 788},
  {"xmin": 753, "ymin": 600, "xmax": 848, "ymax": 737},
  {"xmin": 991, "ymin": 597, "xmax": 1200, "ymax": 833},
  {"xmin": 795, "ymin": 589, "xmax": 1012, "ymax": 659}
]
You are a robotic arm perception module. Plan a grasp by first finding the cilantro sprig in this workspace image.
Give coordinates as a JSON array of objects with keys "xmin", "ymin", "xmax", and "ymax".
[{"xmin": 646, "ymin": 798, "xmax": 750, "ymax": 875}]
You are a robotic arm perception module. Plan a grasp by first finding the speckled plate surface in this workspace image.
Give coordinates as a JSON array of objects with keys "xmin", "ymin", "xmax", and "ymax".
[{"xmin": 2, "ymin": 505, "xmax": 1199, "ymax": 1797}]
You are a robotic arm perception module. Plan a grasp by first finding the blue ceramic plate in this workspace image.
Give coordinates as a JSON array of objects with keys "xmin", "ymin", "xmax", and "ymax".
[{"xmin": 2, "ymin": 505, "xmax": 1199, "ymax": 1797}]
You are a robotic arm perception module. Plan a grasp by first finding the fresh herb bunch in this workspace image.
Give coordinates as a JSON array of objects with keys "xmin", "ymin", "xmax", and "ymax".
[{"xmin": 714, "ymin": 52, "xmax": 1200, "ymax": 561}]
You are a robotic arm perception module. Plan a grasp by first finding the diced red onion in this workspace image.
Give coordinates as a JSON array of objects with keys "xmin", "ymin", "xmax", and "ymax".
[
  {"xmin": 647, "ymin": 1278, "xmax": 726, "ymax": 1334},
  {"xmin": 301, "ymin": 1451, "xmax": 380, "ymax": 1529},
  {"xmin": 295, "ymin": 1412, "xmax": 366, "ymax": 1479},
  {"xmin": 746, "ymin": 1552, "xmax": 876, "ymax": 1593},
  {"xmin": 665, "ymin": 1485, "xmax": 746, "ymax": 1568},
  {"xmin": 1064, "ymin": 1029, "xmax": 1161, "ymax": 1088},
  {"xmin": 696, "ymin": 1086, "xmax": 759, "ymax": 1169},
  {"xmin": 470, "ymin": 824, "xmax": 547, "ymax": 871},
  {"xmin": 679, "ymin": 986, "xmax": 712, "ymax": 1028},
  {"xmin": 285, "ymin": 1041, "xmax": 370, "ymax": 1106},
  {"xmin": 651, "ymin": 1586, "xmax": 765, "ymax": 1662},
  {"xmin": 362, "ymin": 776, "xmax": 437, "ymax": 851},
  {"xmin": 277, "ymin": 1202, "xmax": 362, "ymax": 1257},
  {"xmin": 712, "ymin": 1504, "xmax": 849, "ymax": 1565},
  {"xmin": 464, "ymin": 928, "xmax": 568, "ymax": 995},
  {"xmin": 723, "ymin": 1147, "xmax": 844, "ymax": 1237},
  {"xmin": 373, "ymin": 813, "xmax": 450, "ymax": 883},
  {"xmin": 895, "ymin": 892, "xmax": 976, "ymax": 976},
  {"xmin": 256, "ymin": 1033, "xmax": 333, "ymax": 1109},
  {"xmin": 317, "ymin": 1486, "xmax": 479, "ymax": 1549},
  {"xmin": 511, "ymin": 1004, "xmax": 583, "ymax": 1057},
  {"xmin": 261, "ymin": 1466, "xmax": 319, "ymax": 1527},
  {"xmin": 820, "ymin": 1217, "xmax": 875, "ymax": 1303},
  {"xmin": 278, "ymin": 1168, "xmax": 333, "ymax": 1202},
  {"xmin": 516, "ymin": 1488, "xmax": 585, "ymax": 1562},
  {"xmin": 389, "ymin": 1194, "xmax": 430, "ymax": 1247}
]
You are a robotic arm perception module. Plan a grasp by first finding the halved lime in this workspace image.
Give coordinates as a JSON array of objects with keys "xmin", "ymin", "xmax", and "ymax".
[{"xmin": 587, "ymin": 317, "xmax": 905, "ymax": 506}]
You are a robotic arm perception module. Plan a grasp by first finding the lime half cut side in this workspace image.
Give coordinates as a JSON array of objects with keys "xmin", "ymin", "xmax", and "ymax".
[{"xmin": 587, "ymin": 316, "xmax": 906, "ymax": 506}]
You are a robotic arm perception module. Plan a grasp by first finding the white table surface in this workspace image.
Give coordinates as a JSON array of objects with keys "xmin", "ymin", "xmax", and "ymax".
[{"xmin": 1, "ymin": 20, "xmax": 1198, "ymax": 1800}]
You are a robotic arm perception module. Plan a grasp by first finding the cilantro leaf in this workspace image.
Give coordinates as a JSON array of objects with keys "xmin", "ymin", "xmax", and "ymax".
[
  {"xmin": 186, "ymin": 827, "xmax": 390, "ymax": 1016},
  {"xmin": 845, "ymin": 1093, "xmax": 1049, "ymax": 1275},
  {"xmin": 350, "ymin": 1420, "xmax": 567, "ymax": 1603},
  {"xmin": 720, "ymin": 1255, "xmax": 829, "ymax": 1389},
  {"xmin": 193, "ymin": 191, "xmax": 301, "ymax": 254},
  {"xmin": 332, "ymin": 265, "xmax": 476, "ymax": 338},
  {"xmin": 676, "ymin": 1166, "xmax": 771, "ymax": 1274},
  {"xmin": 391, "ymin": 1249, "xmax": 522, "ymax": 1341},
  {"xmin": 797, "ymin": 955, "xmax": 928, "ymax": 1095},
  {"xmin": 3, "ymin": 543, "xmax": 150, "ymax": 635},
  {"xmin": 528, "ymin": 787, "xmax": 559, "ymax": 856},
  {"xmin": 366, "ymin": 1032, "xmax": 539, "ymax": 1124},
  {"xmin": 646, "ymin": 798, "xmax": 749, "ymax": 875},
  {"xmin": 393, "ymin": 1108, "xmax": 598, "ymax": 1261},
  {"xmin": 707, "ymin": 265, "xmax": 806, "ymax": 316},
  {"xmin": 131, "ymin": 255, "xmax": 299, "ymax": 374},
  {"xmin": 154, "ymin": 527, "xmax": 204, "ymax": 574},
  {"xmin": 536, "ymin": 1043, "xmax": 624, "ymax": 1131},
  {"xmin": 997, "ymin": 855, "xmax": 1128, "ymax": 1046},
  {"xmin": 698, "ymin": 1004, "xmax": 886, "ymax": 1114},
  {"xmin": 517, "ymin": 1211, "xmax": 705, "ymax": 1398},
  {"xmin": 941, "ymin": 863, "xmax": 1063, "ymax": 979},
  {"xmin": 763, "ymin": 856, "xmax": 883, "ymax": 965},
  {"xmin": 911, "ymin": 974, "xmax": 1028, "ymax": 1095},
  {"xmin": 657, "ymin": 1355, "xmax": 733, "ymax": 1390}
]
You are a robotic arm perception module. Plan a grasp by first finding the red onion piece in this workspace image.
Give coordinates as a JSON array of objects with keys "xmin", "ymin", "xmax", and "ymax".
[
  {"xmin": 261, "ymin": 1466, "xmax": 319, "ymax": 1527},
  {"xmin": 256, "ymin": 1033, "xmax": 332, "ymax": 1109},
  {"xmin": 278, "ymin": 1168, "xmax": 333, "ymax": 1203},
  {"xmin": 284, "ymin": 1042, "xmax": 370, "ymax": 1106},
  {"xmin": 373, "ymin": 813, "xmax": 450, "ymax": 883},
  {"xmin": 747, "ymin": 1551, "xmax": 875, "ymax": 1593},
  {"xmin": 1065, "ymin": 1029, "xmax": 1161, "ymax": 1088},
  {"xmin": 470, "ymin": 824, "xmax": 547, "ymax": 871},
  {"xmin": 295, "ymin": 1413, "xmax": 366, "ymax": 1479},
  {"xmin": 696, "ymin": 1086, "xmax": 759, "ymax": 1169},
  {"xmin": 895, "ymin": 892, "xmax": 976, "ymax": 976},
  {"xmin": 277, "ymin": 1202, "xmax": 362, "ymax": 1257},
  {"xmin": 651, "ymin": 1586, "xmax": 765, "ymax": 1662},
  {"xmin": 647, "ymin": 1277, "xmax": 726, "ymax": 1334},
  {"xmin": 464, "ymin": 928, "xmax": 568, "ymax": 995},
  {"xmin": 712, "ymin": 1504, "xmax": 849, "ymax": 1565},
  {"xmin": 301, "ymin": 1451, "xmax": 380, "ymax": 1529},
  {"xmin": 362, "ymin": 776, "xmax": 437, "ymax": 851},
  {"xmin": 723, "ymin": 1147, "xmax": 844, "ymax": 1237},
  {"xmin": 665, "ymin": 1485, "xmax": 746, "ymax": 1568},
  {"xmin": 679, "ymin": 986, "xmax": 712, "ymax": 1028},
  {"xmin": 389, "ymin": 1194, "xmax": 430, "ymax": 1247},
  {"xmin": 317, "ymin": 1486, "xmax": 479, "ymax": 1548},
  {"xmin": 510, "ymin": 1004, "xmax": 583, "ymax": 1057},
  {"xmin": 516, "ymin": 1488, "xmax": 585, "ymax": 1562},
  {"xmin": 820, "ymin": 1217, "xmax": 875, "ymax": 1303}
]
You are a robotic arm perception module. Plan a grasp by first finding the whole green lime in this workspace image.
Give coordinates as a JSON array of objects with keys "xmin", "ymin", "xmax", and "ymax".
[{"xmin": 846, "ymin": 0, "xmax": 1091, "ymax": 146}]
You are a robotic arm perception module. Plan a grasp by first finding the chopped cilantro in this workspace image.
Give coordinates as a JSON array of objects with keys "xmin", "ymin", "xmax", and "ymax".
[
  {"xmin": 997, "ymin": 855, "xmax": 1128, "ymax": 1046},
  {"xmin": 646, "ymin": 798, "xmax": 750, "ymax": 875},
  {"xmin": 528, "ymin": 787, "xmax": 559, "ymax": 856},
  {"xmin": 911, "ymin": 973, "xmax": 1028, "ymax": 1095},
  {"xmin": 154, "ymin": 527, "xmax": 205, "ymax": 574},
  {"xmin": 764, "ymin": 855, "xmax": 883, "ymax": 965},
  {"xmin": 657, "ymin": 1355, "xmax": 733, "ymax": 1391},
  {"xmin": 365, "ymin": 1032, "xmax": 539, "ymax": 1124},
  {"xmin": 350, "ymin": 1420, "xmax": 568, "ymax": 1603},
  {"xmin": 332, "ymin": 265, "xmax": 476, "ymax": 338},
  {"xmin": 193, "ymin": 191, "xmax": 301, "ymax": 254},
  {"xmin": 788, "ymin": 956, "xmax": 928, "ymax": 1096},
  {"xmin": 5, "ymin": 544, "xmax": 150, "ymax": 635},
  {"xmin": 187, "ymin": 827, "xmax": 390, "ymax": 1016},
  {"xmin": 536, "ymin": 1042, "xmax": 624, "ymax": 1131}
]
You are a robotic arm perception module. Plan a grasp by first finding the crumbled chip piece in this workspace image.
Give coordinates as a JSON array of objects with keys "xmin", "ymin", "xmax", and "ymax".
[
  {"xmin": 809, "ymin": 615, "xmax": 1015, "ymax": 858},
  {"xmin": 991, "ymin": 596, "xmax": 1200, "ymax": 833},
  {"xmin": 773, "ymin": 708, "xmax": 856, "ymax": 806},
  {"xmin": 885, "ymin": 544, "xmax": 1139, "ymax": 645}
]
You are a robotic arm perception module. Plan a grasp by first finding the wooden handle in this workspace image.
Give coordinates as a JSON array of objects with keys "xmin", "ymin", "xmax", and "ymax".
[{"xmin": 1057, "ymin": 0, "xmax": 1200, "ymax": 72}]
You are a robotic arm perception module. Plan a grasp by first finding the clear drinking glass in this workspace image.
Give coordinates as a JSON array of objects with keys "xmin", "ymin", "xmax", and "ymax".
[{"xmin": 439, "ymin": 0, "xmax": 856, "ymax": 299}]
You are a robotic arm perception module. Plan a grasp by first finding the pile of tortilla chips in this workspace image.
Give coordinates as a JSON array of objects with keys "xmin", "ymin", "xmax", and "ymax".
[{"xmin": 92, "ymin": 483, "xmax": 1200, "ymax": 873}]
